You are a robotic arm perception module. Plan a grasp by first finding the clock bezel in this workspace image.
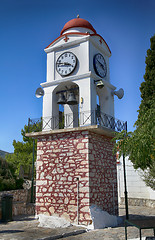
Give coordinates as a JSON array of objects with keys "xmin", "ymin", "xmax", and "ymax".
[
  {"xmin": 56, "ymin": 51, "xmax": 77, "ymax": 77},
  {"xmin": 93, "ymin": 53, "xmax": 107, "ymax": 78}
]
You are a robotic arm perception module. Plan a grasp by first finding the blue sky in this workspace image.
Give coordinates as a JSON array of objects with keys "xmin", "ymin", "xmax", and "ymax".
[{"xmin": 0, "ymin": 0, "xmax": 155, "ymax": 153}]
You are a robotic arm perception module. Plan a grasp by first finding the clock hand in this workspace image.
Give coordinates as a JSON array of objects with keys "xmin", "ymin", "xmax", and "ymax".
[
  {"xmin": 97, "ymin": 60, "xmax": 105, "ymax": 69},
  {"xmin": 56, "ymin": 62, "xmax": 72, "ymax": 66},
  {"xmin": 64, "ymin": 62, "xmax": 72, "ymax": 66}
]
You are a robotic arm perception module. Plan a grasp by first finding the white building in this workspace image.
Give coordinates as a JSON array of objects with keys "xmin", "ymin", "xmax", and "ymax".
[{"xmin": 117, "ymin": 156, "xmax": 155, "ymax": 208}]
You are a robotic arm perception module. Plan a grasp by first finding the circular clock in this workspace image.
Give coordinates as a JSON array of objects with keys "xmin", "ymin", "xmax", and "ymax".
[
  {"xmin": 93, "ymin": 53, "xmax": 107, "ymax": 78},
  {"xmin": 56, "ymin": 52, "xmax": 77, "ymax": 76}
]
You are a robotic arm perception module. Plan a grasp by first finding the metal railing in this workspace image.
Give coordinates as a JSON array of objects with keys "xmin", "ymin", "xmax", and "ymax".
[{"xmin": 28, "ymin": 110, "xmax": 126, "ymax": 133}]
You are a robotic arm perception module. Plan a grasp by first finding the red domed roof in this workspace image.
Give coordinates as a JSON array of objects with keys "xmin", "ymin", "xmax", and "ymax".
[{"xmin": 60, "ymin": 17, "xmax": 97, "ymax": 35}]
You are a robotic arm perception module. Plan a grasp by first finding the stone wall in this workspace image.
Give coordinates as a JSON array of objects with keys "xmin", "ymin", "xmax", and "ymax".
[
  {"xmin": 36, "ymin": 130, "xmax": 118, "ymax": 225},
  {"xmin": 0, "ymin": 189, "xmax": 35, "ymax": 219},
  {"xmin": 89, "ymin": 132, "xmax": 118, "ymax": 215}
]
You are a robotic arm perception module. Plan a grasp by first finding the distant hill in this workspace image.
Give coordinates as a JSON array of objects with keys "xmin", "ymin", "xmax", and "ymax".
[{"xmin": 0, "ymin": 150, "xmax": 10, "ymax": 159}]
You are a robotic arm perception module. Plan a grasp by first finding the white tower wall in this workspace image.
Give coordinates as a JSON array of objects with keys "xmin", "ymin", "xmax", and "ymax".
[{"xmin": 41, "ymin": 19, "xmax": 117, "ymax": 131}]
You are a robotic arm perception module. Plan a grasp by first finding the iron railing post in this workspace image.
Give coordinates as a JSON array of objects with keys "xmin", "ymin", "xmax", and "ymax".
[{"xmin": 123, "ymin": 121, "xmax": 129, "ymax": 219}]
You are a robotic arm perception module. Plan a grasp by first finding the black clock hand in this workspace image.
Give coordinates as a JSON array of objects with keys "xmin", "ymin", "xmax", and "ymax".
[
  {"xmin": 97, "ymin": 60, "xmax": 105, "ymax": 69},
  {"xmin": 64, "ymin": 62, "xmax": 72, "ymax": 66},
  {"xmin": 56, "ymin": 62, "xmax": 72, "ymax": 66}
]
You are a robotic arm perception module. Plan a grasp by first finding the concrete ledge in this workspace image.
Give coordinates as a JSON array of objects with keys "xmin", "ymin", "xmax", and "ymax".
[
  {"xmin": 26, "ymin": 125, "xmax": 115, "ymax": 138},
  {"xmin": 120, "ymin": 197, "xmax": 155, "ymax": 208}
]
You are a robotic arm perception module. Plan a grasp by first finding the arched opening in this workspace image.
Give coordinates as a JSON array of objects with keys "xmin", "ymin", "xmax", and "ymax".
[{"xmin": 53, "ymin": 82, "xmax": 79, "ymax": 129}]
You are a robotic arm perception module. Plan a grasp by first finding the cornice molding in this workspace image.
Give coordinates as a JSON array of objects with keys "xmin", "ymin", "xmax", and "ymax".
[
  {"xmin": 41, "ymin": 71, "xmax": 115, "ymax": 90},
  {"xmin": 44, "ymin": 35, "xmax": 90, "ymax": 53},
  {"xmin": 41, "ymin": 72, "xmax": 92, "ymax": 87}
]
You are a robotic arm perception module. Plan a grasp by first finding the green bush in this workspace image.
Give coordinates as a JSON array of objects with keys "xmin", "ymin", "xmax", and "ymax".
[
  {"xmin": 0, "ymin": 178, "xmax": 16, "ymax": 191},
  {"xmin": 0, "ymin": 156, "xmax": 24, "ymax": 191},
  {"xmin": 16, "ymin": 178, "xmax": 24, "ymax": 189}
]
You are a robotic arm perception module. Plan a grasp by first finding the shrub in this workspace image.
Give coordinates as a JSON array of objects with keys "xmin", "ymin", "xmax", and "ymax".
[{"xmin": 0, "ymin": 156, "xmax": 24, "ymax": 191}]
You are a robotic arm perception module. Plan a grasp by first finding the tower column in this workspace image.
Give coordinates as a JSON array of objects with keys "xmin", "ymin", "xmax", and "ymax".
[
  {"xmin": 75, "ymin": 77, "xmax": 97, "ymax": 126},
  {"xmin": 64, "ymin": 104, "xmax": 79, "ymax": 128},
  {"xmin": 42, "ymin": 86, "xmax": 59, "ymax": 131}
]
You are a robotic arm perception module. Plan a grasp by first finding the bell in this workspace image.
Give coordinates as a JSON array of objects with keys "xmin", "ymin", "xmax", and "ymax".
[
  {"xmin": 67, "ymin": 92, "xmax": 78, "ymax": 105},
  {"xmin": 57, "ymin": 93, "xmax": 66, "ymax": 104},
  {"xmin": 96, "ymin": 80, "xmax": 104, "ymax": 89}
]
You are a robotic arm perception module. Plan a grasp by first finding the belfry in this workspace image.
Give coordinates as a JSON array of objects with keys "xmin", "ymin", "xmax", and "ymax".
[{"xmin": 27, "ymin": 16, "xmax": 125, "ymax": 225}]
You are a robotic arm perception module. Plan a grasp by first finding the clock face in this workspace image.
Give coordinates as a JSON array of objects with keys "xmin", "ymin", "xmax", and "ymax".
[
  {"xmin": 56, "ymin": 52, "xmax": 77, "ymax": 76},
  {"xmin": 93, "ymin": 53, "xmax": 107, "ymax": 78}
]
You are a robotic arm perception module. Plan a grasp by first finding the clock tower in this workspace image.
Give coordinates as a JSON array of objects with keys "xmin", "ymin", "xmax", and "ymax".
[
  {"xmin": 28, "ymin": 16, "xmax": 126, "ymax": 226},
  {"xmin": 41, "ymin": 16, "xmax": 115, "ymax": 131}
]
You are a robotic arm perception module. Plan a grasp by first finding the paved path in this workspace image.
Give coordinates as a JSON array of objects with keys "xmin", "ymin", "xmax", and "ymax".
[{"xmin": 0, "ymin": 205, "xmax": 155, "ymax": 240}]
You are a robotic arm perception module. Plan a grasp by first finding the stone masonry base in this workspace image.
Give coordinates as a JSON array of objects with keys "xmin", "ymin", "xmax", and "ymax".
[{"xmin": 36, "ymin": 129, "xmax": 118, "ymax": 225}]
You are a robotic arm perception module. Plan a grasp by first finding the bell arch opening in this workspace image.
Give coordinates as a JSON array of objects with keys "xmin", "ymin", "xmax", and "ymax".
[{"xmin": 53, "ymin": 82, "xmax": 79, "ymax": 129}]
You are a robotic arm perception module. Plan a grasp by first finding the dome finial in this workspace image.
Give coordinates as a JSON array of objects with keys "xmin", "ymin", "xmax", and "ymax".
[{"xmin": 77, "ymin": 14, "xmax": 80, "ymax": 18}]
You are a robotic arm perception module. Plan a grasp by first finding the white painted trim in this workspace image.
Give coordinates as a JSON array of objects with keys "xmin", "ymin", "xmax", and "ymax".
[
  {"xmin": 89, "ymin": 37, "xmax": 111, "ymax": 57},
  {"xmin": 40, "ymin": 71, "xmax": 116, "ymax": 90},
  {"xmin": 44, "ymin": 36, "xmax": 90, "ymax": 53},
  {"xmin": 41, "ymin": 72, "xmax": 92, "ymax": 87}
]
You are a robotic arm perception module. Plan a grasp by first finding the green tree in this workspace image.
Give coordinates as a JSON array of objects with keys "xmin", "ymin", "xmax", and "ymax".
[
  {"xmin": 6, "ymin": 120, "xmax": 42, "ymax": 177},
  {"xmin": 114, "ymin": 35, "xmax": 155, "ymax": 190},
  {"xmin": 0, "ymin": 156, "xmax": 24, "ymax": 191}
]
